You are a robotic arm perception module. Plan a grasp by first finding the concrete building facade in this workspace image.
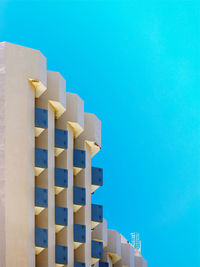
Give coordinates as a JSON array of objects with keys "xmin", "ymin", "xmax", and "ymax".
[{"xmin": 0, "ymin": 42, "xmax": 147, "ymax": 267}]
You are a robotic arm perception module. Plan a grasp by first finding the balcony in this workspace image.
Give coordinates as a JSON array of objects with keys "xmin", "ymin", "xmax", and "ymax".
[
  {"xmin": 99, "ymin": 262, "xmax": 109, "ymax": 267},
  {"xmin": 65, "ymin": 93, "xmax": 84, "ymax": 138},
  {"xmin": 91, "ymin": 167, "xmax": 103, "ymax": 193},
  {"xmin": 35, "ymin": 227, "xmax": 48, "ymax": 255},
  {"xmin": 77, "ymin": 113, "xmax": 101, "ymax": 157},
  {"xmin": 91, "ymin": 204, "xmax": 103, "ymax": 228},
  {"xmin": 73, "ymin": 149, "xmax": 86, "ymax": 175},
  {"xmin": 29, "ymin": 78, "xmax": 47, "ymax": 98},
  {"xmin": 74, "ymin": 224, "xmax": 86, "ymax": 249},
  {"xmin": 55, "ymin": 206, "xmax": 68, "ymax": 233},
  {"xmin": 91, "ymin": 240, "xmax": 103, "ymax": 264},
  {"xmin": 55, "ymin": 128, "xmax": 68, "ymax": 157},
  {"xmin": 74, "ymin": 262, "xmax": 85, "ymax": 267},
  {"xmin": 35, "ymin": 187, "xmax": 48, "ymax": 215},
  {"xmin": 35, "ymin": 107, "xmax": 48, "ymax": 137},
  {"xmin": 46, "ymin": 71, "xmax": 66, "ymax": 119},
  {"xmin": 35, "ymin": 148, "xmax": 48, "ymax": 176},
  {"xmin": 55, "ymin": 168, "xmax": 68, "ymax": 195},
  {"xmin": 73, "ymin": 187, "xmax": 86, "ymax": 212},
  {"xmin": 55, "ymin": 245, "xmax": 68, "ymax": 265}
]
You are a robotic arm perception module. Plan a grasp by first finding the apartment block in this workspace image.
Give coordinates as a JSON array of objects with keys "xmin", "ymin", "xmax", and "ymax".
[{"xmin": 0, "ymin": 42, "xmax": 147, "ymax": 267}]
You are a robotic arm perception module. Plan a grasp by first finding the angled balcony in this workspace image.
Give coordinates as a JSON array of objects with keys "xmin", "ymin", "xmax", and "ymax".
[
  {"xmin": 47, "ymin": 71, "xmax": 66, "ymax": 119},
  {"xmin": 55, "ymin": 168, "xmax": 68, "ymax": 195},
  {"xmin": 55, "ymin": 245, "xmax": 68, "ymax": 266},
  {"xmin": 74, "ymin": 262, "xmax": 85, "ymax": 267},
  {"xmin": 73, "ymin": 149, "xmax": 86, "ymax": 175},
  {"xmin": 74, "ymin": 224, "xmax": 86, "ymax": 249},
  {"xmin": 35, "ymin": 107, "xmax": 48, "ymax": 137},
  {"xmin": 76, "ymin": 113, "xmax": 101, "ymax": 157},
  {"xmin": 66, "ymin": 93, "xmax": 84, "ymax": 138},
  {"xmin": 91, "ymin": 240, "xmax": 103, "ymax": 264},
  {"xmin": 55, "ymin": 206, "xmax": 68, "ymax": 233},
  {"xmin": 29, "ymin": 78, "xmax": 47, "ymax": 98},
  {"xmin": 91, "ymin": 204, "xmax": 103, "ymax": 229},
  {"xmin": 55, "ymin": 128, "xmax": 68, "ymax": 157},
  {"xmin": 35, "ymin": 148, "xmax": 48, "ymax": 176},
  {"xmin": 35, "ymin": 187, "xmax": 48, "ymax": 215},
  {"xmin": 35, "ymin": 227, "xmax": 48, "ymax": 255},
  {"xmin": 73, "ymin": 186, "xmax": 86, "ymax": 212},
  {"xmin": 91, "ymin": 167, "xmax": 103, "ymax": 193}
]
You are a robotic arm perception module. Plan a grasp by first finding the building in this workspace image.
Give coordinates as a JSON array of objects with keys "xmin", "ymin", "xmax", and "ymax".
[{"xmin": 0, "ymin": 42, "xmax": 147, "ymax": 267}]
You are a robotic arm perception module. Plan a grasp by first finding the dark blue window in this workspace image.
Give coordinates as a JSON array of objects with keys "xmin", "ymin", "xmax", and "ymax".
[
  {"xmin": 35, "ymin": 187, "xmax": 48, "ymax": 207},
  {"xmin": 73, "ymin": 187, "xmax": 86, "ymax": 206},
  {"xmin": 91, "ymin": 240, "xmax": 103, "ymax": 259},
  {"xmin": 35, "ymin": 107, "xmax": 48, "ymax": 128},
  {"xmin": 55, "ymin": 168, "xmax": 68, "ymax": 188},
  {"xmin": 92, "ymin": 167, "xmax": 103, "ymax": 186},
  {"xmin": 35, "ymin": 148, "xmax": 48, "ymax": 168},
  {"xmin": 73, "ymin": 149, "xmax": 86, "ymax": 168},
  {"xmin": 91, "ymin": 204, "xmax": 103, "ymax": 223},
  {"xmin": 99, "ymin": 262, "xmax": 109, "ymax": 267},
  {"xmin": 55, "ymin": 245, "xmax": 68, "ymax": 265},
  {"xmin": 55, "ymin": 206, "xmax": 68, "ymax": 226},
  {"xmin": 74, "ymin": 224, "xmax": 86, "ymax": 243},
  {"xmin": 35, "ymin": 228, "xmax": 48, "ymax": 248},
  {"xmin": 74, "ymin": 262, "xmax": 85, "ymax": 267},
  {"xmin": 55, "ymin": 128, "xmax": 68, "ymax": 149}
]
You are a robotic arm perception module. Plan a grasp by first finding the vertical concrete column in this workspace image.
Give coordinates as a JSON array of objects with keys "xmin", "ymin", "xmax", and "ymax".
[
  {"xmin": 73, "ymin": 144, "xmax": 92, "ymax": 266},
  {"xmin": 75, "ymin": 113, "xmax": 101, "ymax": 266},
  {"xmin": 0, "ymin": 42, "xmax": 47, "ymax": 267},
  {"xmin": 44, "ymin": 71, "xmax": 70, "ymax": 267},
  {"xmin": 57, "ymin": 93, "xmax": 84, "ymax": 266},
  {"xmin": 35, "ymin": 106, "xmax": 55, "ymax": 267},
  {"xmin": 0, "ymin": 42, "xmax": 6, "ymax": 267},
  {"xmin": 67, "ymin": 125, "xmax": 74, "ymax": 267},
  {"xmin": 47, "ymin": 106, "xmax": 55, "ymax": 267},
  {"xmin": 84, "ymin": 147, "xmax": 92, "ymax": 267},
  {"xmin": 36, "ymin": 70, "xmax": 67, "ymax": 267},
  {"xmin": 55, "ymin": 116, "xmax": 74, "ymax": 267}
]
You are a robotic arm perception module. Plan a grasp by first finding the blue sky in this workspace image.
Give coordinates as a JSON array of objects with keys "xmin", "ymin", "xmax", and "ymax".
[{"xmin": 0, "ymin": 1, "xmax": 200, "ymax": 266}]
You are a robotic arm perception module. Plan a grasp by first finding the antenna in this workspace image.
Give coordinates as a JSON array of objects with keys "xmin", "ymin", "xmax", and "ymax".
[{"xmin": 131, "ymin": 232, "xmax": 141, "ymax": 253}]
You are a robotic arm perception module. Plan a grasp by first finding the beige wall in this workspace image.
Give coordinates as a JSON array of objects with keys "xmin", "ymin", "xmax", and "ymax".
[{"xmin": 0, "ymin": 42, "xmax": 147, "ymax": 267}]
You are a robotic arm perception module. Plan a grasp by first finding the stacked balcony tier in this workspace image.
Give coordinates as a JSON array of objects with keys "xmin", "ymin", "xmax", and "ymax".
[
  {"xmin": 73, "ymin": 149, "xmax": 86, "ymax": 175},
  {"xmin": 91, "ymin": 240, "xmax": 103, "ymax": 264},
  {"xmin": 35, "ymin": 187, "xmax": 48, "ymax": 215},
  {"xmin": 55, "ymin": 168, "xmax": 68, "ymax": 194},
  {"xmin": 35, "ymin": 227, "xmax": 48, "ymax": 255},
  {"xmin": 91, "ymin": 167, "xmax": 103, "ymax": 193},
  {"xmin": 73, "ymin": 186, "xmax": 86, "ymax": 212},
  {"xmin": 74, "ymin": 224, "xmax": 86, "ymax": 249},
  {"xmin": 55, "ymin": 128, "xmax": 68, "ymax": 157},
  {"xmin": 35, "ymin": 107, "xmax": 48, "ymax": 137},
  {"xmin": 35, "ymin": 148, "xmax": 48, "ymax": 176},
  {"xmin": 55, "ymin": 245, "xmax": 68, "ymax": 265},
  {"xmin": 91, "ymin": 204, "xmax": 103, "ymax": 228},
  {"xmin": 55, "ymin": 206, "xmax": 68, "ymax": 233}
]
